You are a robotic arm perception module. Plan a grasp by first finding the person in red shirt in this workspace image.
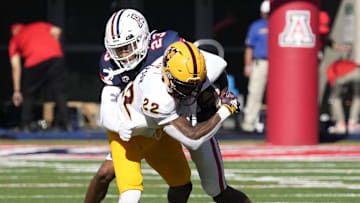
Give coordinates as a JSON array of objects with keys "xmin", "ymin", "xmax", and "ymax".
[
  {"xmin": 9, "ymin": 22, "xmax": 69, "ymax": 131},
  {"xmin": 326, "ymin": 60, "xmax": 360, "ymax": 134}
]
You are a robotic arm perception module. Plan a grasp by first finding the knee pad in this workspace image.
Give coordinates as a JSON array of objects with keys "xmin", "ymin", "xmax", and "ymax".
[
  {"xmin": 213, "ymin": 186, "xmax": 250, "ymax": 203},
  {"xmin": 167, "ymin": 182, "xmax": 192, "ymax": 203}
]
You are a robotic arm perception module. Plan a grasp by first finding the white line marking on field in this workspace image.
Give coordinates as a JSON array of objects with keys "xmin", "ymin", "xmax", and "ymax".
[
  {"xmin": 0, "ymin": 195, "xmax": 87, "ymax": 199},
  {"xmin": 225, "ymin": 168, "xmax": 360, "ymax": 174},
  {"xmin": 0, "ymin": 183, "xmax": 84, "ymax": 188},
  {"xmin": 258, "ymin": 202, "xmax": 337, "ymax": 203},
  {"xmin": 263, "ymin": 193, "xmax": 360, "ymax": 197},
  {"xmin": 3, "ymin": 144, "xmax": 360, "ymax": 161},
  {"xmin": 0, "ymin": 193, "xmax": 209, "ymax": 199},
  {"xmin": 0, "ymin": 175, "xmax": 94, "ymax": 180}
]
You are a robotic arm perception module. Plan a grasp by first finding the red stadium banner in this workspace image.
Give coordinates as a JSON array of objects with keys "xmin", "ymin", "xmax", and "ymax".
[{"xmin": 267, "ymin": 0, "xmax": 320, "ymax": 145}]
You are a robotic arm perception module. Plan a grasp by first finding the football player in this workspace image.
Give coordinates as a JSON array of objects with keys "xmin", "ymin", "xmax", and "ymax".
[
  {"xmin": 102, "ymin": 40, "xmax": 250, "ymax": 203},
  {"xmin": 84, "ymin": 9, "xmax": 251, "ymax": 203}
]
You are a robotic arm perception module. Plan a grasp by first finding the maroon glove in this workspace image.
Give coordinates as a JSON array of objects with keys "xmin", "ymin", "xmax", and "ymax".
[{"xmin": 220, "ymin": 91, "xmax": 240, "ymax": 114}]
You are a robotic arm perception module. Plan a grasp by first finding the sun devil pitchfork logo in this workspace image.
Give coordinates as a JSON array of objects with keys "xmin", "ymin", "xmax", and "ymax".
[{"xmin": 279, "ymin": 10, "xmax": 315, "ymax": 48}]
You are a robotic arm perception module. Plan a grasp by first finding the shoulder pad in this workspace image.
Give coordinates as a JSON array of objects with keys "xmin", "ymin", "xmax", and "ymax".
[{"xmin": 143, "ymin": 30, "xmax": 182, "ymax": 68}]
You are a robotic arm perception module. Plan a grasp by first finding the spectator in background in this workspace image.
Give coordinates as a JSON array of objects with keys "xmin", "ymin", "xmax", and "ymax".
[
  {"xmin": 317, "ymin": 10, "xmax": 354, "ymax": 134},
  {"xmin": 227, "ymin": 74, "xmax": 239, "ymax": 97},
  {"xmin": 318, "ymin": 11, "xmax": 351, "ymax": 59},
  {"xmin": 327, "ymin": 60, "xmax": 360, "ymax": 134},
  {"xmin": 241, "ymin": 0, "xmax": 269, "ymax": 133},
  {"xmin": 9, "ymin": 22, "xmax": 69, "ymax": 131}
]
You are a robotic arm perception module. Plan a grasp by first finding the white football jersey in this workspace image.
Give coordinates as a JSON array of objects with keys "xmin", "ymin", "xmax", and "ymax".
[{"xmin": 102, "ymin": 50, "xmax": 227, "ymax": 138}]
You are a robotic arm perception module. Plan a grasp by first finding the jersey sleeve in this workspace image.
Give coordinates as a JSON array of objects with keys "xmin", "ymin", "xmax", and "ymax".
[
  {"xmin": 245, "ymin": 22, "xmax": 257, "ymax": 47},
  {"xmin": 161, "ymin": 30, "xmax": 182, "ymax": 46},
  {"xmin": 99, "ymin": 51, "xmax": 123, "ymax": 86},
  {"xmin": 148, "ymin": 30, "xmax": 182, "ymax": 56},
  {"xmin": 8, "ymin": 38, "xmax": 19, "ymax": 59}
]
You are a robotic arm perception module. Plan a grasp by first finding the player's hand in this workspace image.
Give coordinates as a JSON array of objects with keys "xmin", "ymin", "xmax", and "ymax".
[
  {"xmin": 12, "ymin": 91, "xmax": 23, "ymax": 107},
  {"xmin": 118, "ymin": 126, "xmax": 132, "ymax": 142},
  {"xmin": 220, "ymin": 91, "xmax": 240, "ymax": 114}
]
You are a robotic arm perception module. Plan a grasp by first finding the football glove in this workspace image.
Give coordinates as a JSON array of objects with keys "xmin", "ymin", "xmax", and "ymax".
[
  {"xmin": 118, "ymin": 126, "xmax": 132, "ymax": 142},
  {"xmin": 220, "ymin": 91, "xmax": 240, "ymax": 114}
]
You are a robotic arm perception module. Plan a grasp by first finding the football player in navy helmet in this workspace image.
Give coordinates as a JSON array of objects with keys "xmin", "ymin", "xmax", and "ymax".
[{"xmin": 85, "ymin": 8, "xmax": 251, "ymax": 203}]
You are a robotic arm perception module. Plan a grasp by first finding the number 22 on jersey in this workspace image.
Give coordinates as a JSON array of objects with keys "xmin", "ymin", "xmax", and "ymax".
[{"xmin": 122, "ymin": 82, "xmax": 159, "ymax": 120}]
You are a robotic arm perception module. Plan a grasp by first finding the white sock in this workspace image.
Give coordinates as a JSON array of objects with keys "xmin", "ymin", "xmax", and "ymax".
[{"xmin": 118, "ymin": 189, "xmax": 142, "ymax": 203}]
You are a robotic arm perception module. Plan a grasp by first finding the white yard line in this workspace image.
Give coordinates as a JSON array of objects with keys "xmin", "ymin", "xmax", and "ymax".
[{"xmin": 2, "ymin": 144, "xmax": 360, "ymax": 161}]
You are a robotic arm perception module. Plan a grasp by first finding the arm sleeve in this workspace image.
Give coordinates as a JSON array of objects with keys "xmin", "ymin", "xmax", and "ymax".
[
  {"xmin": 99, "ymin": 85, "xmax": 122, "ymax": 132},
  {"xmin": 163, "ymin": 120, "xmax": 222, "ymax": 151},
  {"xmin": 162, "ymin": 106, "xmax": 231, "ymax": 150}
]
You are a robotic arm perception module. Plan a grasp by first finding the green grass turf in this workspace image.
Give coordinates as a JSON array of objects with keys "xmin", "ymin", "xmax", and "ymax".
[
  {"xmin": 1, "ymin": 158, "xmax": 360, "ymax": 203},
  {"xmin": 2, "ymin": 139, "xmax": 360, "ymax": 202}
]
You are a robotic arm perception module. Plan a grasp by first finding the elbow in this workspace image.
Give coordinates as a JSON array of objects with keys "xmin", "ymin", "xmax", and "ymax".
[
  {"xmin": 184, "ymin": 142, "xmax": 201, "ymax": 151},
  {"xmin": 184, "ymin": 131, "xmax": 203, "ymax": 141},
  {"xmin": 183, "ymin": 133, "xmax": 203, "ymax": 150}
]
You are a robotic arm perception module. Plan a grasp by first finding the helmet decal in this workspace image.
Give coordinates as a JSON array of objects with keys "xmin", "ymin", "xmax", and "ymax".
[
  {"xmin": 121, "ymin": 75, "xmax": 130, "ymax": 83},
  {"xmin": 163, "ymin": 47, "xmax": 181, "ymax": 67},
  {"xmin": 182, "ymin": 41, "xmax": 198, "ymax": 78},
  {"xmin": 110, "ymin": 10, "xmax": 125, "ymax": 39},
  {"xmin": 131, "ymin": 13, "xmax": 145, "ymax": 28}
]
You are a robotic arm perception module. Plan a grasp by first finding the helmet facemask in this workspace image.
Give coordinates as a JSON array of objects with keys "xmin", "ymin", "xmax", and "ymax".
[
  {"xmin": 106, "ymin": 31, "xmax": 149, "ymax": 71},
  {"xmin": 162, "ymin": 41, "xmax": 207, "ymax": 106},
  {"xmin": 165, "ymin": 70, "xmax": 204, "ymax": 106}
]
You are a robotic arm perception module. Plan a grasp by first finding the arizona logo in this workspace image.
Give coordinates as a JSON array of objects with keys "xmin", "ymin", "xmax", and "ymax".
[
  {"xmin": 279, "ymin": 10, "xmax": 315, "ymax": 48},
  {"xmin": 131, "ymin": 13, "xmax": 144, "ymax": 28}
]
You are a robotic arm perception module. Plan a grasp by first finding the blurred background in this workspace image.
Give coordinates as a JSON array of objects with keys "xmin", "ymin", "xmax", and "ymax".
[{"xmin": 0, "ymin": 0, "xmax": 342, "ymax": 132}]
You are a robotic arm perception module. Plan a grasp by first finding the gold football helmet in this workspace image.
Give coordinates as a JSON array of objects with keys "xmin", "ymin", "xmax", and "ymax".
[{"xmin": 163, "ymin": 41, "xmax": 207, "ymax": 102}]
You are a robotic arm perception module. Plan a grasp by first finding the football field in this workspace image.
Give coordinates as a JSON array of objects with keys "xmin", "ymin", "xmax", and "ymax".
[{"xmin": 1, "ymin": 140, "xmax": 360, "ymax": 203}]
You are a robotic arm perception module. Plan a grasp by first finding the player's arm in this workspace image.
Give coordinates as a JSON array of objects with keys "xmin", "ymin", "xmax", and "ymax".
[
  {"xmin": 244, "ymin": 47, "xmax": 253, "ymax": 77},
  {"xmin": 10, "ymin": 54, "xmax": 23, "ymax": 107},
  {"xmin": 10, "ymin": 54, "xmax": 21, "ymax": 93},
  {"xmin": 162, "ymin": 91, "xmax": 239, "ymax": 150},
  {"xmin": 99, "ymin": 85, "xmax": 123, "ymax": 133},
  {"xmin": 244, "ymin": 23, "xmax": 256, "ymax": 77}
]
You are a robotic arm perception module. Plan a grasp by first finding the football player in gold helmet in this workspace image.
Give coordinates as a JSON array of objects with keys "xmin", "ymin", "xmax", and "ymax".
[
  {"xmin": 86, "ymin": 9, "xmax": 251, "ymax": 203},
  {"xmin": 100, "ymin": 41, "xmax": 250, "ymax": 203}
]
